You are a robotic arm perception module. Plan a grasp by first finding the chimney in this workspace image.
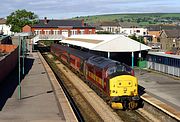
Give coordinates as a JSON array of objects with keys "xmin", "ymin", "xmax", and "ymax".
[
  {"xmin": 82, "ymin": 19, "xmax": 84, "ymax": 27},
  {"xmin": 44, "ymin": 17, "xmax": 48, "ymax": 24}
]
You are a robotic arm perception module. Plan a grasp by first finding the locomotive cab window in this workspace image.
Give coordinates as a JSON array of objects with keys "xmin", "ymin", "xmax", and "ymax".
[
  {"xmin": 107, "ymin": 66, "xmax": 116, "ymax": 75},
  {"xmin": 116, "ymin": 65, "xmax": 126, "ymax": 72}
]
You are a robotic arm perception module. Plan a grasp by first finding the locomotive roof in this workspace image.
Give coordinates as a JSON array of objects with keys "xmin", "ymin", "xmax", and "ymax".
[
  {"xmin": 87, "ymin": 56, "xmax": 118, "ymax": 68},
  {"xmin": 54, "ymin": 44, "xmax": 94, "ymax": 60},
  {"xmin": 70, "ymin": 48, "xmax": 94, "ymax": 60},
  {"xmin": 53, "ymin": 44, "xmax": 126, "ymax": 69}
]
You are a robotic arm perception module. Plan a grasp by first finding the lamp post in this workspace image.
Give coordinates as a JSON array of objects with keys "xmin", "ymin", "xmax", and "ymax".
[
  {"xmin": 18, "ymin": 36, "xmax": 21, "ymax": 100},
  {"xmin": 139, "ymin": 36, "xmax": 142, "ymax": 75}
]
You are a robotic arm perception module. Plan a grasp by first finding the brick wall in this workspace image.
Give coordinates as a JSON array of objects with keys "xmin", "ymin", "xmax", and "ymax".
[{"xmin": 22, "ymin": 25, "xmax": 31, "ymax": 32}]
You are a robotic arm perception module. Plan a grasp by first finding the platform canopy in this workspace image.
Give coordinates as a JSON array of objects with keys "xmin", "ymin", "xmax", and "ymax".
[{"xmin": 60, "ymin": 34, "xmax": 151, "ymax": 52}]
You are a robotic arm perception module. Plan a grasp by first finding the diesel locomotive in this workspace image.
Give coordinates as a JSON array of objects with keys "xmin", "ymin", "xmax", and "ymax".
[{"xmin": 51, "ymin": 44, "xmax": 140, "ymax": 110}]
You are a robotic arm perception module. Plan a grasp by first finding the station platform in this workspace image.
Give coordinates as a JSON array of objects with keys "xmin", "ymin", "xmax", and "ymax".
[
  {"xmin": 0, "ymin": 52, "xmax": 77, "ymax": 122},
  {"xmin": 135, "ymin": 68, "xmax": 180, "ymax": 112}
]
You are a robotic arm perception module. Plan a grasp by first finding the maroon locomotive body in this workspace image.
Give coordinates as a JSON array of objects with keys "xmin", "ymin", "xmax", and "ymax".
[{"xmin": 51, "ymin": 44, "xmax": 140, "ymax": 110}]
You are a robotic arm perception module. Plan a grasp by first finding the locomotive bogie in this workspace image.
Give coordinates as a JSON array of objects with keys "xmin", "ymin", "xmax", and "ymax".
[{"xmin": 111, "ymin": 102, "xmax": 123, "ymax": 109}]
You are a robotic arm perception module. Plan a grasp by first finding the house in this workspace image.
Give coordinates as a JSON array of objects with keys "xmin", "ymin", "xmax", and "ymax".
[
  {"xmin": 22, "ymin": 17, "xmax": 95, "ymax": 37},
  {"xmin": 146, "ymin": 24, "xmax": 180, "ymax": 43},
  {"xmin": 147, "ymin": 31, "xmax": 161, "ymax": 43},
  {"xmin": 99, "ymin": 21, "xmax": 147, "ymax": 36},
  {"xmin": 146, "ymin": 24, "xmax": 180, "ymax": 49},
  {"xmin": 99, "ymin": 21, "xmax": 120, "ymax": 34},
  {"xmin": 160, "ymin": 30, "xmax": 180, "ymax": 51},
  {"xmin": 0, "ymin": 18, "xmax": 13, "ymax": 35}
]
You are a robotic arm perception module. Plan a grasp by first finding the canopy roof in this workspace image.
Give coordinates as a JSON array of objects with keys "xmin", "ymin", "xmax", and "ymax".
[{"xmin": 61, "ymin": 34, "xmax": 151, "ymax": 52}]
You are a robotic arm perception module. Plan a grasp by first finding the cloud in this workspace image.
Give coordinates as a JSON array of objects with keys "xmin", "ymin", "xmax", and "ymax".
[{"xmin": 1, "ymin": 0, "xmax": 180, "ymax": 18}]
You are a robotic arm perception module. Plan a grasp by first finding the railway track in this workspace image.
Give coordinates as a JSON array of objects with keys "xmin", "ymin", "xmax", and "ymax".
[
  {"xmin": 38, "ymin": 45, "xmax": 179, "ymax": 122},
  {"xmin": 39, "ymin": 48, "xmax": 104, "ymax": 122},
  {"xmin": 53, "ymin": 66, "xmax": 84, "ymax": 122}
]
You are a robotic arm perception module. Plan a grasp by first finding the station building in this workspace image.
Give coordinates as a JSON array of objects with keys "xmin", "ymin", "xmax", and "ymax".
[{"xmin": 22, "ymin": 17, "xmax": 95, "ymax": 37}]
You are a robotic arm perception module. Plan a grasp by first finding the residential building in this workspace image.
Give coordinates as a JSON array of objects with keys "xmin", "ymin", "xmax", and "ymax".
[
  {"xmin": 147, "ymin": 31, "xmax": 161, "ymax": 43},
  {"xmin": 121, "ymin": 27, "xmax": 147, "ymax": 36},
  {"xmin": 22, "ymin": 17, "xmax": 95, "ymax": 37},
  {"xmin": 99, "ymin": 21, "xmax": 147, "ymax": 36},
  {"xmin": 99, "ymin": 21, "xmax": 121, "ymax": 34},
  {"xmin": 146, "ymin": 24, "xmax": 179, "ymax": 43},
  {"xmin": 160, "ymin": 30, "xmax": 180, "ymax": 51},
  {"xmin": 0, "ymin": 18, "xmax": 13, "ymax": 35},
  {"xmin": 146, "ymin": 24, "xmax": 180, "ymax": 49}
]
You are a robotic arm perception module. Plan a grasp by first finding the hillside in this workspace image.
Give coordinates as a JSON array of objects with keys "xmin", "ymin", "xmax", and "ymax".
[{"xmin": 72, "ymin": 13, "xmax": 180, "ymax": 27}]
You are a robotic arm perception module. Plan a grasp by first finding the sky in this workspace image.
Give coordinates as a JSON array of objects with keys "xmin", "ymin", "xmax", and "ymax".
[{"xmin": 1, "ymin": 0, "xmax": 180, "ymax": 19}]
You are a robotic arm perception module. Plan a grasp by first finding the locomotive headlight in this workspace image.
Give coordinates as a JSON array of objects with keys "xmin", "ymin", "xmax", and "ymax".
[{"xmin": 123, "ymin": 87, "xmax": 127, "ymax": 91}]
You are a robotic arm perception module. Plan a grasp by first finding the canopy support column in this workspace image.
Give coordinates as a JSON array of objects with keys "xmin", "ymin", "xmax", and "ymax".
[
  {"xmin": 131, "ymin": 52, "xmax": 134, "ymax": 69},
  {"xmin": 108, "ymin": 52, "xmax": 110, "ymax": 59}
]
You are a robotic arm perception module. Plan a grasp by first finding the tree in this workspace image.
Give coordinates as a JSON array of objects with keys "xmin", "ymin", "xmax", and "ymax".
[
  {"xmin": 129, "ymin": 35, "xmax": 145, "ymax": 44},
  {"xmin": 6, "ymin": 9, "xmax": 38, "ymax": 32},
  {"xmin": 96, "ymin": 31, "xmax": 112, "ymax": 34}
]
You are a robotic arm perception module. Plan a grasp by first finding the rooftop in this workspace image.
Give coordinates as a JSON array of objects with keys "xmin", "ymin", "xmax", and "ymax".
[
  {"xmin": 147, "ymin": 24, "xmax": 179, "ymax": 31},
  {"xmin": 162, "ymin": 29, "xmax": 180, "ymax": 38},
  {"xmin": 32, "ymin": 18, "xmax": 94, "ymax": 28}
]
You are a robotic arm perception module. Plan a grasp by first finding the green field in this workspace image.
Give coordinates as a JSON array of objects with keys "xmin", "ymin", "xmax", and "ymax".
[{"xmin": 72, "ymin": 13, "xmax": 180, "ymax": 27}]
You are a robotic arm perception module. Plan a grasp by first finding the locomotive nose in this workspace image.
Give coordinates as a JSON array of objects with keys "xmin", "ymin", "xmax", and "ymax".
[{"xmin": 109, "ymin": 75, "xmax": 138, "ymax": 97}]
